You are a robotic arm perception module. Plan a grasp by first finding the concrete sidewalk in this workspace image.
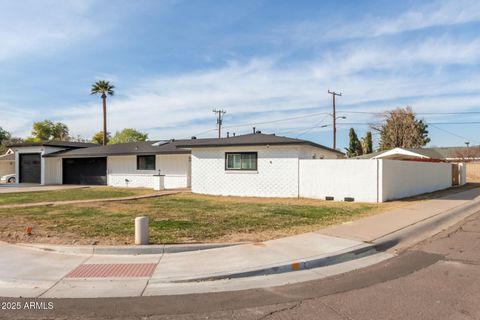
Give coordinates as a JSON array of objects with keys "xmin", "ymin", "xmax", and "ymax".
[{"xmin": 1, "ymin": 187, "xmax": 479, "ymax": 298}]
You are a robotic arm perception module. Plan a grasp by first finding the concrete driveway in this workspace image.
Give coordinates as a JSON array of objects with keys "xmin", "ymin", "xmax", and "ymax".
[{"xmin": 0, "ymin": 184, "xmax": 87, "ymax": 194}]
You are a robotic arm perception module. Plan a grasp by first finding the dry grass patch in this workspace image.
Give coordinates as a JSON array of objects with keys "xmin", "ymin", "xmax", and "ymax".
[
  {"xmin": 0, "ymin": 187, "xmax": 156, "ymax": 205},
  {"xmin": 1, "ymin": 185, "xmax": 474, "ymax": 245},
  {"xmin": 0, "ymin": 193, "xmax": 385, "ymax": 245}
]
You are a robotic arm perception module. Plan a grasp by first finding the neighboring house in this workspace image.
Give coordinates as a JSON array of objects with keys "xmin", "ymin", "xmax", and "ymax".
[
  {"xmin": 0, "ymin": 149, "xmax": 15, "ymax": 178},
  {"xmin": 8, "ymin": 133, "xmax": 343, "ymax": 193},
  {"xmin": 356, "ymin": 146, "xmax": 480, "ymax": 162}
]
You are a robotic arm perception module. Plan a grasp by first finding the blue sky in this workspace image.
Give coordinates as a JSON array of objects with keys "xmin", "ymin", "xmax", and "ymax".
[{"xmin": 1, "ymin": 0, "xmax": 480, "ymax": 150}]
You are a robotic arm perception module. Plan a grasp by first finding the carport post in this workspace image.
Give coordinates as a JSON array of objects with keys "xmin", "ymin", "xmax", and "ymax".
[{"xmin": 135, "ymin": 216, "xmax": 149, "ymax": 245}]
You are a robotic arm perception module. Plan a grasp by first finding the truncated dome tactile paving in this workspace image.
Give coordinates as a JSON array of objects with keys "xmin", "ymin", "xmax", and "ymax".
[{"xmin": 66, "ymin": 263, "xmax": 157, "ymax": 278}]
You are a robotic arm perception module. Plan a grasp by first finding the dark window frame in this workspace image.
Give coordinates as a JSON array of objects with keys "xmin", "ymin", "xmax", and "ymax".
[
  {"xmin": 225, "ymin": 152, "xmax": 258, "ymax": 171},
  {"xmin": 137, "ymin": 155, "xmax": 156, "ymax": 170}
]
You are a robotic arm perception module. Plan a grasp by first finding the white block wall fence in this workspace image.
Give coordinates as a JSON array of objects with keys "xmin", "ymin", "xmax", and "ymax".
[
  {"xmin": 299, "ymin": 160, "xmax": 380, "ymax": 202},
  {"xmin": 299, "ymin": 159, "xmax": 456, "ymax": 202}
]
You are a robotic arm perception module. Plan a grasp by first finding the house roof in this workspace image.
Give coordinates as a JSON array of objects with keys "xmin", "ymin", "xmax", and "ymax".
[
  {"xmin": 43, "ymin": 133, "xmax": 343, "ymax": 158},
  {"xmin": 356, "ymin": 146, "xmax": 480, "ymax": 160},
  {"xmin": 8, "ymin": 141, "xmax": 97, "ymax": 148},
  {"xmin": 43, "ymin": 140, "xmax": 190, "ymax": 158},
  {"xmin": 175, "ymin": 133, "xmax": 344, "ymax": 154},
  {"xmin": 0, "ymin": 153, "xmax": 15, "ymax": 161}
]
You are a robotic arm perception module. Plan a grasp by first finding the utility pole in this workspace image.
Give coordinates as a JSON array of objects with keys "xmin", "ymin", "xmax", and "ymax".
[
  {"xmin": 213, "ymin": 109, "xmax": 227, "ymax": 138},
  {"xmin": 328, "ymin": 90, "xmax": 342, "ymax": 150}
]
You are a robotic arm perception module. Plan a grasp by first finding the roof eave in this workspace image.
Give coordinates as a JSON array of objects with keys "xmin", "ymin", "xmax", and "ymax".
[
  {"xmin": 175, "ymin": 141, "xmax": 344, "ymax": 155},
  {"xmin": 43, "ymin": 150, "xmax": 191, "ymax": 158}
]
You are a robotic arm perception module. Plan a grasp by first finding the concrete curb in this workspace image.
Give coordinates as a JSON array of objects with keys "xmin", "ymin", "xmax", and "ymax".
[
  {"xmin": 15, "ymin": 242, "xmax": 244, "ymax": 255},
  {"xmin": 173, "ymin": 243, "xmax": 379, "ymax": 282},
  {"xmin": 374, "ymin": 194, "xmax": 480, "ymax": 253},
  {"xmin": 173, "ymin": 195, "xmax": 480, "ymax": 283}
]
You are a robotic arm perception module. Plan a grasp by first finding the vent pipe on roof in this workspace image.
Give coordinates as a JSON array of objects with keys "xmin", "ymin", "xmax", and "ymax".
[
  {"xmin": 191, "ymin": 136, "xmax": 197, "ymax": 139},
  {"xmin": 253, "ymin": 127, "xmax": 256, "ymax": 134},
  {"xmin": 227, "ymin": 132, "xmax": 230, "ymax": 138},
  {"xmin": 233, "ymin": 133, "xmax": 236, "ymax": 137}
]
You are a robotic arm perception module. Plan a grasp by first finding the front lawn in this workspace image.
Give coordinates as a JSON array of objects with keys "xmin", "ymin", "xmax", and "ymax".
[
  {"xmin": 0, "ymin": 193, "xmax": 387, "ymax": 244},
  {"xmin": 0, "ymin": 187, "xmax": 156, "ymax": 205}
]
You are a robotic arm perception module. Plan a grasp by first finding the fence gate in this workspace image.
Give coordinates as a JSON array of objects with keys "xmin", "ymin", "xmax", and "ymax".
[{"xmin": 452, "ymin": 163, "xmax": 460, "ymax": 186}]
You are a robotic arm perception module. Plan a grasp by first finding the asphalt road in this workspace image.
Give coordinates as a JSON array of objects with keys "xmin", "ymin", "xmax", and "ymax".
[{"xmin": 1, "ymin": 211, "xmax": 480, "ymax": 320}]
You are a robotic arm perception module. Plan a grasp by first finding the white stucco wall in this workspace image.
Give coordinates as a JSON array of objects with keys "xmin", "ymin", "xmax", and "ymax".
[
  {"xmin": 107, "ymin": 154, "xmax": 190, "ymax": 189},
  {"xmin": 299, "ymin": 159, "xmax": 380, "ymax": 202},
  {"xmin": 298, "ymin": 159, "xmax": 453, "ymax": 202},
  {"xmin": 380, "ymin": 160, "xmax": 452, "ymax": 201}
]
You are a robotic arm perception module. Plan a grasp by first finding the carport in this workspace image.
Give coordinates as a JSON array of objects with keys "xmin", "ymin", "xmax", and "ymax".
[{"xmin": 63, "ymin": 157, "xmax": 107, "ymax": 185}]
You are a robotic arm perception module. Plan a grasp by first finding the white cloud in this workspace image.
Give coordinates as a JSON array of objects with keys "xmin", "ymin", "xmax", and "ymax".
[
  {"xmin": 0, "ymin": 0, "xmax": 111, "ymax": 61},
  {"xmin": 35, "ymin": 34, "xmax": 479, "ymax": 141},
  {"xmin": 285, "ymin": 0, "xmax": 480, "ymax": 43},
  {"xmin": 1, "ymin": 0, "xmax": 479, "ymax": 147}
]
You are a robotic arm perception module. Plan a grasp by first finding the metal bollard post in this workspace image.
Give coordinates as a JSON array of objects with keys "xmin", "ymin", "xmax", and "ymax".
[{"xmin": 135, "ymin": 216, "xmax": 149, "ymax": 245}]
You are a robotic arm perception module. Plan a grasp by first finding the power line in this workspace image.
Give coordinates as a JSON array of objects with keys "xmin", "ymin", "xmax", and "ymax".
[
  {"xmin": 295, "ymin": 114, "xmax": 330, "ymax": 138},
  {"xmin": 428, "ymin": 123, "xmax": 480, "ymax": 144},
  {"xmin": 190, "ymin": 109, "xmax": 480, "ymax": 139},
  {"xmin": 338, "ymin": 110, "xmax": 480, "ymax": 115},
  {"xmin": 221, "ymin": 111, "xmax": 330, "ymax": 130}
]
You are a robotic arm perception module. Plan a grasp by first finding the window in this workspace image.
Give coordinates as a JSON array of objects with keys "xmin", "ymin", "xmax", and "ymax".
[
  {"xmin": 225, "ymin": 152, "xmax": 257, "ymax": 170},
  {"xmin": 137, "ymin": 155, "xmax": 156, "ymax": 170}
]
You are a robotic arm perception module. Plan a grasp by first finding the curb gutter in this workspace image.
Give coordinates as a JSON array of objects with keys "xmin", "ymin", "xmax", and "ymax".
[
  {"xmin": 174, "ymin": 196, "xmax": 480, "ymax": 283},
  {"xmin": 16, "ymin": 242, "xmax": 243, "ymax": 255}
]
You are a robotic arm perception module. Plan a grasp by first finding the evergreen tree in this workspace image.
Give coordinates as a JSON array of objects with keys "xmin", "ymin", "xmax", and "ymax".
[
  {"xmin": 362, "ymin": 131, "xmax": 373, "ymax": 154},
  {"xmin": 346, "ymin": 128, "xmax": 363, "ymax": 157}
]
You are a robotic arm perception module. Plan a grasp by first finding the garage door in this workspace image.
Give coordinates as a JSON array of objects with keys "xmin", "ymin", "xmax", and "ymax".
[
  {"xmin": 20, "ymin": 153, "xmax": 41, "ymax": 183},
  {"xmin": 63, "ymin": 157, "xmax": 107, "ymax": 185}
]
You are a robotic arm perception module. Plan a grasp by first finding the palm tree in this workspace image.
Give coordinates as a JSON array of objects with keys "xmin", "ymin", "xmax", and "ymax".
[{"xmin": 91, "ymin": 80, "xmax": 115, "ymax": 145}]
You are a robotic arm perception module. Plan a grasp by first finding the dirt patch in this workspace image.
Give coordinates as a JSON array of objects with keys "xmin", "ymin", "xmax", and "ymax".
[{"xmin": 1, "ymin": 185, "xmax": 475, "ymax": 245}]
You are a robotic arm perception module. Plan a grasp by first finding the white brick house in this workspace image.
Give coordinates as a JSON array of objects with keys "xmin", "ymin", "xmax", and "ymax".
[
  {"xmin": 7, "ymin": 133, "xmax": 458, "ymax": 202},
  {"xmin": 174, "ymin": 134, "xmax": 344, "ymax": 197},
  {"xmin": 9, "ymin": 133, "xmax": 342, "ymax": 195}
]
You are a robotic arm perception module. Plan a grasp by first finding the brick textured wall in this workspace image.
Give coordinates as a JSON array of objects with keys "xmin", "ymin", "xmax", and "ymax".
[{"xmin": 191, "ymin": 145, "xmax": 339, "ymax": 198}]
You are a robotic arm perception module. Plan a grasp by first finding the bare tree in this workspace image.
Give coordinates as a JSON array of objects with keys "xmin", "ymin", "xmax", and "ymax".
[{"xmin": 372, "ymin": 107, "xmax": 430, "ymax": 150}]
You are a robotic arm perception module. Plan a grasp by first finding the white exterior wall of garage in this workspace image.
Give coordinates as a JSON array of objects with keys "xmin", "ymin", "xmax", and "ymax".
[
  {"xmin": 13, "ymin": 146, "xmax": 66, "ymax": 185},
  {"xmin": 107, "ymin": 154, "xmax": 190, "ymax": 189},
  {"xmin": 12, "ymin": 146, "xmax": 191, "ymax": 189}
]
